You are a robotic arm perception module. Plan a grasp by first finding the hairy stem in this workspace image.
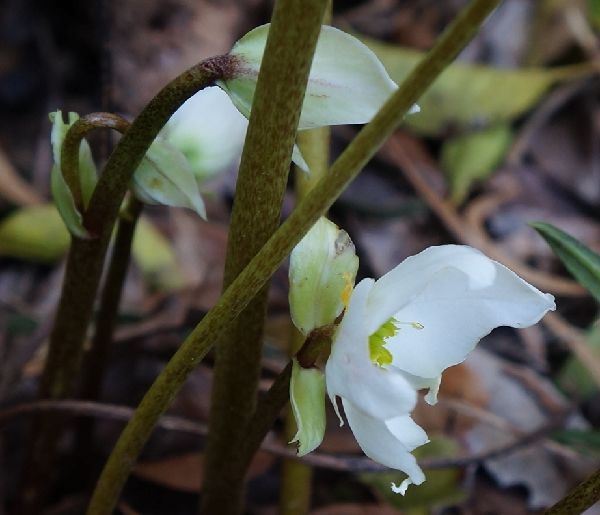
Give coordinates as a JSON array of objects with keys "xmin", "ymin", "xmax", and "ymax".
[
  {"xmin": 76, "ymin": 196, "xmax": 143, "ymax": 462},
  {"xmin": 282, "ymin": 71, "xmax": 333, "ymax": 515},
  {"xmin": 545, "ymin": 469, "xmax": 600, "ymax": 515},
  {"xmin": 201, "ymin": 1, "xmax": 328, "ymax": 513},
  {"xmin": 20, "ymin": 58, "xmax": 230, "ymax": 514},
  {"xmin": 87, "ymin": 2, "xmax": 500, "ymax": 512}
]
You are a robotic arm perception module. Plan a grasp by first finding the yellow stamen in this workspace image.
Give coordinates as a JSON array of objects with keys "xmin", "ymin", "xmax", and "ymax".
[{"xmin": 340, "ymin": 272, "xmax": 353, "ymax": 307}]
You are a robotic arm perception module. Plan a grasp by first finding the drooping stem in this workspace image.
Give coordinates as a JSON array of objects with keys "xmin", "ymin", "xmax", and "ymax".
[
  {"xmin": 201, "ymin": 1, "xmax": 328, "ymax": 513},
  {"xmin": 20, "ymin": 58, "xmax": 232, "ymax": 514},
  {"xmin": 87, "ymin": 2, "xmax": 501, "ymax": 513}
]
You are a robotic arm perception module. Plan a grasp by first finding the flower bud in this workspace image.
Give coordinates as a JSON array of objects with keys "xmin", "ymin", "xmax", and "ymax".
[
  {"xmin": 161, "ymin": 87, "xmax": 247, "ymax": 183},
  {"xmin": 289, "ymin": 217, "xmax": 358, "ymax": 335},
  {"xmin": 49, "ymin": 111, "xmax": 97, "ymax": 238}
]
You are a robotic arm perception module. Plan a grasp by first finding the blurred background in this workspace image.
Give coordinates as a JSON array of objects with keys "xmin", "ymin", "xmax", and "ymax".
[{"xmin": 0, "ymin": 0, "xmax": 599, "ymax": 513}]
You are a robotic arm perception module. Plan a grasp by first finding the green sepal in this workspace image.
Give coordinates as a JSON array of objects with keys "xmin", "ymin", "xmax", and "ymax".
[{"xmin": 289, "ymin": 217, "xmax": 358, "ymax": 335}]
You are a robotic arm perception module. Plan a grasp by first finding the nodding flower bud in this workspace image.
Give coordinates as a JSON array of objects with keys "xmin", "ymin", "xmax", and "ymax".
[
  {"xmin": 218, "ymin": 24, "xmax": 417, "ymax": 172},
  {"xmin": 49, "ymin": 111, "xmax": 97, "ymax": 238},
  {"xmin": 160, "ymin": 87, "xmax": 247, "ymax": 184},
  {"xmin": 289, "ymin": 217, "xmax": 358, "ymax": 336}
]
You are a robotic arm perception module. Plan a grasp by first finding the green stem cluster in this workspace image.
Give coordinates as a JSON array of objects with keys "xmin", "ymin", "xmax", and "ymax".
[
  {"xmin": 201, "ymin": 1, "xmax": 328, "ymax": 512},
  {"xmin": 21, "ymin": 57, "xmax": 233, "ymax": 513},
  {"xmin": 86, "ymin": 1, "xmax": 501, "ymax": 513}
]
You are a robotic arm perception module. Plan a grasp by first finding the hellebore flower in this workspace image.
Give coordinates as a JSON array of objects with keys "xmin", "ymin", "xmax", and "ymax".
[
  {"xmin": 325, "ymin": 245, "xmax": 555, "ymax": 493},
  {"xmin": 219, "ymin": 24, "xmax": 417, "ymax": 171},
  {"xmin": 49, "ymin": 111, "xmax": 98, "ymax": 238},
  {"xmin": 160, "ymin": 87, "xmax": 247, "ymax": 183},
  {"xmin": 288, "ymin": 217, "xmax": 359, "ymax": 456}
]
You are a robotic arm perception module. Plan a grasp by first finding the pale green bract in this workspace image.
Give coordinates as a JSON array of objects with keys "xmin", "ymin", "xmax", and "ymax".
[{"xmin": 132, "ymin": 137, "xmax": 207, "ymax": 219}]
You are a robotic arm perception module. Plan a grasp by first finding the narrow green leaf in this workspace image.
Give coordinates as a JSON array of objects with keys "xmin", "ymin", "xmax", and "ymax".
[{"xmin": 530, "ymin": 221, "xmax": 600, "ymax": 303}]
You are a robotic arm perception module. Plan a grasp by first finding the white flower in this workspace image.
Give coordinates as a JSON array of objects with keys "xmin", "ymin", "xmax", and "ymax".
[
  {"xmin": 325, "ymin": 245, "xmax": 555, "ymax": 494},
  {"xmin": 133, "ymin": 88, "xmax": 248, "ymax": 218},
  {"xmin": 220, "ymin": 24, "xmax": 398, "ymax": 130},
  {"xmin": 219, "ymin": 24, "xmax": 418, "ymax": 172},
  {"xmin": 161, "ymin": 87, "xmax": 247, "ymax": 183}
]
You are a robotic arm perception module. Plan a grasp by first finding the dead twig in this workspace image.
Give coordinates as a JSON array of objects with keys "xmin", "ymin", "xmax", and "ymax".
[
  {"xmin": 0, "ymin": 399, "xmax": 570, "ymax": 472},
  {"xmin": 382, "ymin": 133, "xmax": 585, "ymax": 297}
]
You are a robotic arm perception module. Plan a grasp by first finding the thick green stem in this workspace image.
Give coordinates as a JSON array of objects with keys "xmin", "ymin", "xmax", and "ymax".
[
  {"xmin": 87, "ymin": 2, "xmax": 500, "ymax": 512},
  {"xmin": 76, "ymin": 196, "xmax": 143, "ymax": 460},
  {"xmin": 201, "ymin": 1, "xmax": 328, "ymax": 513},
  {"xmin": 545, "ymin": 469, "xmax": 600, "ymax": 515},
  {"xmin": 282, "ymin": 86, "xmax": 333, "ymax": 515},
  {"xmin": 20, "ymin": 59, "xmax": 230, "ymax": 514}
]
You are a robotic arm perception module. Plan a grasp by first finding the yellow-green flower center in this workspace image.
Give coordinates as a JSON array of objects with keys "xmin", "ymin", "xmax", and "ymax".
[{"xmin": 368, "ymin": 318, "xmax": 424, "ymax": 367}]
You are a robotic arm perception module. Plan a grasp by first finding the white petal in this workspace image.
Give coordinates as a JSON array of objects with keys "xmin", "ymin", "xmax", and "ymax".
[
  {"xmin": 133, "ymin": 138, "xmax": 207, "ymax": 219},
  {"xmin": 366, "ymin": 245, "xmax": 499, "ymax": 334},
  {"xmin": 222, "ymin": 24, "xmax": 397, "ymax": 130},
  {"xmin": 380, "ymin": 248, "xmax": 555, "ymax": 379},
  {"xmin": 162, "ymin": 87, "xmax": 247, "ymax": 182},
  {"xmin": 292, "ymin": 143, "xmax": 310, "ymax": 174},
  {"xmin": 342, "ymin": 399, "xmax": 427, "ymax": 487},
  {"xmin": 325, "ymin": 279, "xmax": 417, "ymax": 420}
]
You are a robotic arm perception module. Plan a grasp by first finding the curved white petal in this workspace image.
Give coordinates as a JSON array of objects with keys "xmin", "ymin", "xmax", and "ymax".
[
  {"xmin": 326, "ymin": 279, "xmax": 417, "ymax": 420},
  {"xmin": 366, "ymin": 245, "xmax": 499, "ymax": 334},
  {"xmin": 379, "ymin": 250, "xmax": 555, "ymax": 379},
  {"xmin": 342, "ymin": 399, "xmax": 427, "ymax": 488},
  {"xmin": 223, "ymin": 24, "xmax": 397, "ymax": 130}
]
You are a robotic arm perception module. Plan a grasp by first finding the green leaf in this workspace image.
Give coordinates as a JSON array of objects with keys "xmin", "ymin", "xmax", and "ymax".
[
  {"xmin": 442, "ymin": 124, "xmax": 513, "ymax": 203},
  {"xmin": 361, "ymin": 37, "xmax": 595, "ymax": 136},
  {"xmin": 551, "ymin": 429, "xmax": 600, "ymax": 458},
  {"xmin": 0, "ymin": 204, "xmax": 70, "ymax": 263},
  {"xmin": 588, "ymin": 0, "xmax": 600, "ymax": 30},
  {"xmin": 359, "ymin": 435, "xmax": 465, "ymax": 510},
  {"xmin": 530, "ymin": 221, "xmax": 600, "ymax": 303}
]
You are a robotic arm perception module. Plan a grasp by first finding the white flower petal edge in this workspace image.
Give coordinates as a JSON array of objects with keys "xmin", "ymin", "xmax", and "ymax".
[
  {"xmin": 342, "ymin": 399, "xmax": 427, "ymax": 492},
  {"xmin": 325, "ymin": 279, "xmax": 417, "ymax": 421},
  {"xmin": 369, "ymin": 245, "xmax": 556, "ymax": 380},
  {"xmin": 325, "ymin": 244, "xmax": 555, "ymax": 492}
]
